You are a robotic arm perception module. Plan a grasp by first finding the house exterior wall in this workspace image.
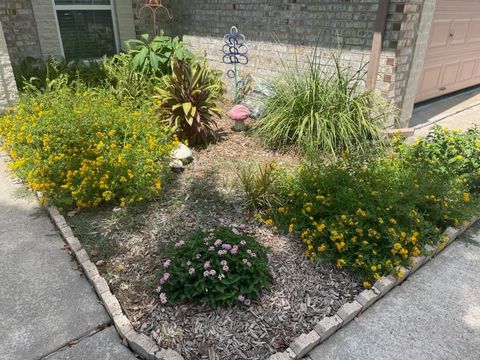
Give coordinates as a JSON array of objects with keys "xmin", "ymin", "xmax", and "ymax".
[
  {"xmin": 135, "ymin": 0, "xmax": 430, "ymax": 127},
  {"xmin": 0, "ymin": 21, "xmax": 17, "ymax": 112},
  {"xmin": 31, "ymin": 0, "xmax": 63, "ymax": 60},
  {"xmin": 0, "ymin": 0, "xmax": 42, "ymax": 64}
]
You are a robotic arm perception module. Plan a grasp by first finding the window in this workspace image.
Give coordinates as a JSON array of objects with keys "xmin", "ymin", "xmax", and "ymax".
[{"xmin": 54, "ymin": 0, "xmax": 118, "ymax": 60}]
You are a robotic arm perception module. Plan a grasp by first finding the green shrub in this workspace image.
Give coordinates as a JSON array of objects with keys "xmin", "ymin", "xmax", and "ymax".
[
  {"xmin": 13, "ymin": 56, "xmax": 108, "ymax": 91},
  {"xmin": 0, "ymin": 77, "xmax": 174, "ymax": 208},
  {"xmin": 155, "ymin": 59, "xmax": 224, "ymax": 145},
  {"xmin": 103, "ymin": 52, "xmax": 156, "ymax": 106},
  {"xmin": 253, "ymin": 54, "xmax": 390, "ymax": 156},
  {"xmin": 126, "ymin": 33, "xmax": 192, "ymax": 77},
  {"xmin": 237, "ymin": 162, "xmax": 284, "ymax": 210},
  {"xmin": 158, "ymin": 227, "xmax": 271, "ymax": 308},
  {"xmin": 402, "ymin": 125, "xmax": 480, "ymax": 192},
  {"xmin": 262, "ymin": 149, "xmax": 479, "ymax": 287}
]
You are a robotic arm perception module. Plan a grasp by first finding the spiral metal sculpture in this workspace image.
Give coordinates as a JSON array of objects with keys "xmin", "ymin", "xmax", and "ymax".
[
  {"xmin": 137, "ymin": 0, "xmax": 173, "ymax": 36},
  {"xmin": 222, "ymin": 26, "xmax": 249, "ymax": 101}
]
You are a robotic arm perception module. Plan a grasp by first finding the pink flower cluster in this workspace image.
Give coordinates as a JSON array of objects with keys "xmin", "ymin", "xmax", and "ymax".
[
  {"xmin": 160, "ymin": 272, "xmax": 170, "ymax": 284},
  {"xmin": 238, "ymin": 295, "xmax": 251, "ymax": 306}
]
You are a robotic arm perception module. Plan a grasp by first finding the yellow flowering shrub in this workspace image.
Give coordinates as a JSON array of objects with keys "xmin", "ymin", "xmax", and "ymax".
[
  {"xmin": 265, "ymin": 149, "xmax": 480, "ymax": 285},
  {"xmin": 401, "ymin": 125, "xmax": 480, "ymax": 192},
  {"xmin": 0, "ymin": 81, "xmax": 174, "ymax": 208}
]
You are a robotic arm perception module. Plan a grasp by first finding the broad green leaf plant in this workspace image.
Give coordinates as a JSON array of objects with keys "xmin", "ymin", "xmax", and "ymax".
[{"xmin": 126, "ymin": 33, "xmax": 192, "ymax": 77}]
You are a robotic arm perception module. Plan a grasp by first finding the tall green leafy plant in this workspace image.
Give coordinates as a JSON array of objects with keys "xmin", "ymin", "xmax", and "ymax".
[
  {"xmin": 155, "ymin": 59, "xmax": 224, "ymax": 145},
  {"xmin": 126, "ymin": 33, "xmax": 192, "ymax": 77},
  {"xmin": 13, "ymin": 56, "xmax": 107, "ymax": 90},
  {"xmin": 253, "ymin": 53, "xmax": 391, "ymax": 156},
  {"xmin": 103, "ymin": 53, "xmax": 155, "ymax": 106}
]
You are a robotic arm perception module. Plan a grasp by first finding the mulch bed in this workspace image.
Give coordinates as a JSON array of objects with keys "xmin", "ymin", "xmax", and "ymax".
[{"xmin": 68, "ymin": 115, "xmax": 362, "ymax": 360}]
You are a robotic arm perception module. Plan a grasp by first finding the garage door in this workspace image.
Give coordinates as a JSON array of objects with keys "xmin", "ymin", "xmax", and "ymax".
[{"xmin": 416, "ymin": 0, "xmax": 480, "ymax": 103}]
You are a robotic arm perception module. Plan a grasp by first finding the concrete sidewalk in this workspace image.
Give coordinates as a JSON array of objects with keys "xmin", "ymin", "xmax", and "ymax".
[
  {"xmin": 306, "ymin": 223, "xmax": 480, "ymax": 360},
  {"xmin": 0, "ymin": 155, "xmax": 136, "ymax": 360}
]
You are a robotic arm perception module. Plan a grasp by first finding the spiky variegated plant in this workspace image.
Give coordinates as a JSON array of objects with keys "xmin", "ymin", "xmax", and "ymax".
[{"xmin": 156, "ymin": 59, "xmax": 223, "ymax": 145}]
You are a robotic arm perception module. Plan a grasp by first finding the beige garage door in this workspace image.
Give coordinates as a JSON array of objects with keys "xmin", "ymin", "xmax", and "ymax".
[{"xmin": 416, "ymin": 0, "xmax": 480, "ymax": 103}]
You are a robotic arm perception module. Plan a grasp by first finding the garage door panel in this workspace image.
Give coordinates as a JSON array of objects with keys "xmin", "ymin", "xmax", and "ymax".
[
  {"xmin": 441, "ymin": 62, "xmax": 461, "ymax": 87},
  {"xmin": 468, "ymin": 19, "xmax": 480, "ymax": 43},
  {"xmin": 416, "ymin": 0, "xmax": 480, "ymax": 102},
  {"xmin": 429, "ymin": 20, "xmax": 452, "ymax": 48},
  {"xmin": 419, "ymin": 66, "xmax": 442, "ymax": 93},
  {"xmin": 459, "ymin": 59, "xmax": 476, "ymax": 82},
  {"xmin": 475, "ymin": 60, "xmax": 480, "ymax": 78},
  {"xmin": 450, "ymin": 20, "xmax": 470, "ymax": 45}
]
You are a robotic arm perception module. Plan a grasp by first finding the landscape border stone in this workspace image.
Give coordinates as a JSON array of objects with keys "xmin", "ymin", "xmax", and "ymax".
[
  {"xmin": 268, "ymin": 216, "xmax": 479, "ymax": 359},
  {"xmin": 36, "ymin": 185, "xmax": 478, "ymax": 360},
  {"xmin": 41, "ymin": 199, "xmax": 185, "ymax": 360}
]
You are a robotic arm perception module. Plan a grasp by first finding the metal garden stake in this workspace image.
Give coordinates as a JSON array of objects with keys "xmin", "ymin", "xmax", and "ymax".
[{"xmin": 222, "ymin": 26, "xmax": 249, "ymax": 102}]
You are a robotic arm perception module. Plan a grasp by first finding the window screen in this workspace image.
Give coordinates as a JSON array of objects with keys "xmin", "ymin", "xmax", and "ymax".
[{"xmin": 56, "ymin": 9, "xmax": 116, "ymax": 60}]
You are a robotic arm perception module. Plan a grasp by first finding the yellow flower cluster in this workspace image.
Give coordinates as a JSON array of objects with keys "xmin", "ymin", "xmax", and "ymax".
[{"xmin": 0, "ymin": 88, "xmax": 174, "ymax": 208}]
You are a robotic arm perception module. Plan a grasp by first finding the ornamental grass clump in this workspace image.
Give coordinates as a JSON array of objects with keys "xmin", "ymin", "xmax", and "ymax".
[
  {"xmin": 0, "ymin": 77, "xmax": 174, "ymax": 208},
  {"xmin": 253, "ymin": 53, "xmax": 390, "ymax": 156},
  {"xmin": 157, "ymin": 227, "xmax": 271, "ymax": 308},
  {"xmin": 262, "ymin": 148, "xmax": 480, "ymax": 287}
]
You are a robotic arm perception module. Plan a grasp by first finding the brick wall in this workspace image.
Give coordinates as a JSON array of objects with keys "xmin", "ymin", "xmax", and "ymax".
[
  {"xmin": 135, "ymin": 0, "xmax": 428, "ymax": 126},
  {"xmin": 0, "ymin": 21, "xmax": 18, "ymax": 112},
  {"xmin": 0, "ymin": 0, "xmax": 42, "ymax": 65}
]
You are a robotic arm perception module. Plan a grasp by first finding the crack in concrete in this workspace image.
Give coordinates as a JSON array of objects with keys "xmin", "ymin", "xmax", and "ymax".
[{"xmin": 40, "ymin": 321, "xmax": 112, "ymax": 359}]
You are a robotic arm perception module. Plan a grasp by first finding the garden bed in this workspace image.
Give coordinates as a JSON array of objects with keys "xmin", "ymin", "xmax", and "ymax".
[{"xmin": 68, "ymin": 115, "xmax": 362, "ymax": 359}]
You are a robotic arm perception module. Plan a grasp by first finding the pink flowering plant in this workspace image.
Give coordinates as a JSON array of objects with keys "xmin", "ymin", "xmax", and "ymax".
[{"xmin": 157, "ymin": 227, "xmax": 270, "ymax": 308}]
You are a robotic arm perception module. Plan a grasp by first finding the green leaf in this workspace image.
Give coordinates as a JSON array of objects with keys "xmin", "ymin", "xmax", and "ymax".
[{"xmin": 182, "ymin": 102, "xmax": 192, "ymax": 116}]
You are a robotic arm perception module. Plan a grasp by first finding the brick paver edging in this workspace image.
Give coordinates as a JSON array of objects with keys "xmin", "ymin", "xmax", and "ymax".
[
  {"xmin": 268, "ymin": 216, "xmax": 480, "ymax": 360},
  {"xmin": 41, "ymin": 190, "xmax": 479, "ymax": 360},
  {"xmin": 43, "ymin": 203, "xmax": 183, "ymax": 360}
]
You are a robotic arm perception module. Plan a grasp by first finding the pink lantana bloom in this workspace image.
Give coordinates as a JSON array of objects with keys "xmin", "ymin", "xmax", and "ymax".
[
  {"xmin": 159, "ymin": 293, "xmax": 167, "ymax": 304},
  {"xmin": 214, "ymin": 239, "xmax": 222, "ymax": 247},
  {"xmin": 238, "ymin": 295, "xmax": 245, "ymax": 302},
  {"xmin": 222, "ymin": 243, "xmax": 232, "ymax": 251},
  {"xmin": 163, "ymin": 259, "xmax": 171, "ymax": 269},
  {"xmin": 223, "ymin": 265, "xmax": 229, "ymax": 272},
  {"xmin": 231, "ymin": 246, "xmax": 239, "ymax": 255},
  {"xmin": 189, "ymin": 268, "xmax": 195, "ymax": 275},
  {"xmin": 204, "ymin": 261, "xmax": 211, "ymax": 269}
]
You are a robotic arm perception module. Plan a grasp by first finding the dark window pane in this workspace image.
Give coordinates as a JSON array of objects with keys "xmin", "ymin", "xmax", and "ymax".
[{"xmin": 57, "ymin": 10, "xmax": 116, "ymax": 60}]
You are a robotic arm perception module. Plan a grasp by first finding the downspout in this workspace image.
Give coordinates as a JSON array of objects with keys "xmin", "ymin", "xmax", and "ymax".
[{"xmin": 366, "ymin": 0, "xmax": 390, "ymax": 91}]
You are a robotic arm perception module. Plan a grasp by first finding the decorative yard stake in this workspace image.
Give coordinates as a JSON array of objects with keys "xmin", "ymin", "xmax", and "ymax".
[
  {"xmin": 137, "ymin": 0, "xmax": 173, "ymax": 36},
  {"xmin": 222, "ymin": 26, "xmax": 249, "ymax": 102}
]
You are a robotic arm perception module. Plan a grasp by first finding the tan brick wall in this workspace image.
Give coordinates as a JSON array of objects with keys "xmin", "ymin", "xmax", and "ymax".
[
  {"xmin": 133, "ymin": 0, "xmax": 430, "ymax": 126},
  {"xmin": 0, "ymin": 21, "xmax": 18, "ymax": 112},
  {"xmin": 0, "ymin": 0, "xmax": 42, "ymax": 64}
]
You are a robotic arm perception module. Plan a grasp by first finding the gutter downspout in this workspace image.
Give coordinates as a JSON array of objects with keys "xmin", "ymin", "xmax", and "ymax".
[{"xmin": 366, "ymin": 0, "xmax": 390, "ymax": 91}]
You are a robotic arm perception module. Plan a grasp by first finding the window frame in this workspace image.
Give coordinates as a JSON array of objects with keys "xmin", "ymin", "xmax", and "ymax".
[{"xmin": 52, "ymin": 0, "xmax": 120, "ymax": 60}]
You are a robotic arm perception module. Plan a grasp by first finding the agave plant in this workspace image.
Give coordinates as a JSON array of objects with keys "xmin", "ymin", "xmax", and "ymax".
[{"xmin": 156, "ymin": 59, "xmax": 224, "ymax": 145}]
